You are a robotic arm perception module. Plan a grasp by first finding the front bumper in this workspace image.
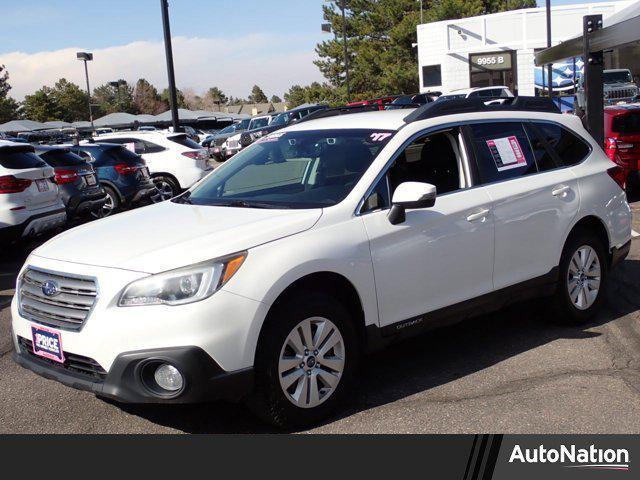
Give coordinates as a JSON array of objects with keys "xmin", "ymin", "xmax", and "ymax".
[
  {"xmin": 13, "ymin": 344, "xmax": 253, "ymax": 403},
  {"xmin": 11, "ymin": 256, "xmax": 268, "ymax": 403}
]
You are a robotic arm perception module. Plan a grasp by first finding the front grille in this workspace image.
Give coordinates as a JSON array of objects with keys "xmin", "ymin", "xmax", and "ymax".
[
  {"xmin": 226, "ymin": 140, "xmax": 238, "ymax": 149},
  {"xmin": 19, "ymin": 268, "xmax": 97, "ymax": 331},
  {"xmin": 18, "ymin": 337, "xmax": 107, "ymax": 381},
  {"xmin": 607, "ymin": 88, "xmax": 637, "ymax": 100}
]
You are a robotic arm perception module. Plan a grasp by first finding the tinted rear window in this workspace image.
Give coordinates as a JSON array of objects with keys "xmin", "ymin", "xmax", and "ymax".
[
  {"xmin": 532, "ymin": 122, "xmax": 591, "ymax": 167},
  {"xmin": 39, "ymin": 150, "xmax": 86, "ymax": 167},
  {"xmin": 0, "ymin": 147, "xmax": 47, "ymax": 169},
  {"xmin": 168, "ymin": 134, "xmax": 201, "ymax": 149},
  {"xmin": 102, "ymin": 146, "xmax": 144, "ymax": 164},
  {"xmin": 612, "ymin": 112, "xmax": 640, "ymax": 134}
]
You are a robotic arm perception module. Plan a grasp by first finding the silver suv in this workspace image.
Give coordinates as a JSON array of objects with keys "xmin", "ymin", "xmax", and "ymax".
[{"xmin": 575, "ymin": 69, "xmax": 639, "ymax": 113}]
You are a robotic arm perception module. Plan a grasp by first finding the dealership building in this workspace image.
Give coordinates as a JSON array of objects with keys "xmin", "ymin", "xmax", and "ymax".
[{"xmin": 416, "ymin": 1, "xmax": 638, "ymax": 96}]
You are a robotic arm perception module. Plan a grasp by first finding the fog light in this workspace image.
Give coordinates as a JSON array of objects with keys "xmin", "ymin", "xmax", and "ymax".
[{"xmin": 154, "ymin": 364, "xmax": 183, "ymax": 392}]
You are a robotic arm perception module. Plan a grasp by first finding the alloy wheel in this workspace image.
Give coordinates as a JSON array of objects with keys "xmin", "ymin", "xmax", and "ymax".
[
  {"xmin": 567, "ymin": 245, "xmax": 601, "ymax": 310},
  {"xmin": 92, "ymin": 192, "xmax": 115, "ymax": 218},
  {"xmin": 152, "ymin": 180, "xmax": 174, "ymax": 202},
  {"xmin": 278, "ymin": 317, "xmax": 345, "ymax": 409}
]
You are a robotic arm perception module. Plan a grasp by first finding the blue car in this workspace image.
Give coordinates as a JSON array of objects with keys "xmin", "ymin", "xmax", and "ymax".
[{"xmin": 68, "ymin": 143, "xmax": 157, "ymax": 217}]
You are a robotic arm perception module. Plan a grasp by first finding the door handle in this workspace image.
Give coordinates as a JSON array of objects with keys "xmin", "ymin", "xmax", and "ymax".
[
  {"xmin": 467, "ymin": 209, "xmax": 490, "ymax": 222},
  {"xmin": 552, "ymin": 185, "xmax": 571, "ymax": 197}
]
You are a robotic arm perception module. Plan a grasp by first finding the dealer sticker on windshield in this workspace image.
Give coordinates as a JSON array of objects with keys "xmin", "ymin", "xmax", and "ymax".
[
  {"xmin": 486, "ymin": 136, "xmax": 527, "ymax": 171},
  {"xmin": 31, "ymin": 325, "xmax": 65, "ymax": 364}
]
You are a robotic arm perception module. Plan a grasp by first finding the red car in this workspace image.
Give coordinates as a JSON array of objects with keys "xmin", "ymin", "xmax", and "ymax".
[
  {"xmin": 347, "ymin": 95, "xmax": 400, "ymax": 111},
  {"xmin": 604, "ymin": 104, "xmax": 640, "ymax": 189}
]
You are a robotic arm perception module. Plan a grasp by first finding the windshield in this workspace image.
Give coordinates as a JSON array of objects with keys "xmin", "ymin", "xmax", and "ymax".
[
  {"xmin": 250, "ymin": 117, "xmax": 270, "ymax": 130},
  {"xmin": 604, "ymin": 71, "xmax": 633, "ymax": 84},
  {"xmin": 270, "ymin": 113, "xmax": 291, "ymax": 127},
  {"xmin": 182, "ymin": 129, "xmax": 395, "ymax": 209},
  {"xmin": 436, "ymin": 94, "xmax": 467, "ymax": 102},
  {"xmin": 219, "ymin": 124, "xmax": 238, "ymax": 135}
]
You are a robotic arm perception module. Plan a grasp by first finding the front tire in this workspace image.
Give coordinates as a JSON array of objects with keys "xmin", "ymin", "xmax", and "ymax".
[
  {"xmin": 247, "ymin": 293, "xmax": 359, "ymax": 429},
  {"xmin": 553, "ymin": 229, "xmax": 608, "ymax": 325}
]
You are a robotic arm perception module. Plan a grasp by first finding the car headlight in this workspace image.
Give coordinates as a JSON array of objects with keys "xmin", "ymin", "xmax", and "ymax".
[{"xmin": 118, "ymin": 252, "xmax": 246, "ymax": 307}]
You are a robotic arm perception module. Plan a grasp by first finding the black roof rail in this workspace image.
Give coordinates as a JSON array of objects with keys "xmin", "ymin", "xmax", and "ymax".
[
  {"xmin": 296, "ymin": 104, "xmax": 380, "ymax": 124},
  {"xmin": 403, "ymin": 96, "xmax": 560, "ymax": 123}
]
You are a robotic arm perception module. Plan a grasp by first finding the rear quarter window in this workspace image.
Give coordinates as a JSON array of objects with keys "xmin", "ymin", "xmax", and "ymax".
[
  {"xmin": 168, "ymin": 135, "xmax": 201, "ymax": 149},
  {"xmin": 531, "ymin": 122, "xmax": 591, "ymax": 167},
  {"xmin": 0, "ymin": 147, "xmax": 47, "ymax": 169}
]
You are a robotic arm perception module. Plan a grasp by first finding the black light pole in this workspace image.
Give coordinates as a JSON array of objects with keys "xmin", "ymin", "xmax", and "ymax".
[
  {"xmin": 546, "ymin": 0, "xmax": 553, "ymax": 98},
  {"xmin": 340, "ymin": 1, "xmax": 351, "ymax": 102},
  {"xmin": 76, "ymin": 52, "xmax": 94, "ymax": 130},
  {"xmin": 160, "ymin": 0, "xmax": 180, "ymax": 132}
]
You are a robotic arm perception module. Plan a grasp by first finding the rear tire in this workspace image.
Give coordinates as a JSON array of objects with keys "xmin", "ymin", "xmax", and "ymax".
[
  {"xmin": 247, "ymin": 292, "xmax": 359, "ymax": 429},
  {"xmin": 151, "ymin": 175, "xmax": 179, "ymax": 202},
  {"xmin": 552, "ymin": 229, "xmax": 608, "ymax": 325},
  {"xmin": 92, "ymin": 186, "xmax": 119, "ymax": 219}
]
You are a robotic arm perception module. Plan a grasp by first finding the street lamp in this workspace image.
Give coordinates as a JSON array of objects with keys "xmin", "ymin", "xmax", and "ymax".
[
  {"xmin": 160, "ymin": 0, "xmax": 181, "ymax": 132},
  {"xmin": 322, "ymin": 1, "xmax": 350, "ymax": 102},
  {"xmin": 76, "ymin": 51, "xmax": 94, "ymax": 130},
  {"xmin": 545, "ymin": 0, "xmax": 553, "ymax": 98}
]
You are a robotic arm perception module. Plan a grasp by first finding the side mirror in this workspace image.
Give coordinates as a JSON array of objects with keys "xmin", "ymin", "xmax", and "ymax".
[{"xmin": 388, "ymin": 182, "xmax": 436, "ymax": 225}]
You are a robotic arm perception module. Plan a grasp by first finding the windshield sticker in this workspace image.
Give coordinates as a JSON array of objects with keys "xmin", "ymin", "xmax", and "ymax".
[
  {"xmin": 256, "ymin": 132, "xmax": 285, "ymax": 144},
  {"xmin": 486, "ymin": 136, "xmax": 527, "ymax": 171},
  {"xmin": 370, "ymin": 132, "xmax": 393, "ymax": 142}
]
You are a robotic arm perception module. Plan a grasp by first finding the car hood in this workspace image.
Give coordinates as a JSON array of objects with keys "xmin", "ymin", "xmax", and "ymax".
[{"xmin": 32, "ymin": 201, "xmax": 322, "ymax": 273}]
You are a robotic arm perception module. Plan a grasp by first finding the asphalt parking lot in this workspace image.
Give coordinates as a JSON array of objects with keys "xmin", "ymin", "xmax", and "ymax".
[{"xmin": 1, "ymin": 196, "xmax": 640, "ymax": 434}]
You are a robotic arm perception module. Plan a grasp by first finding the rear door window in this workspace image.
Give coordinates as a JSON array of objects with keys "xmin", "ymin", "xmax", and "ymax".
[
  {"xmin": 530, "ymin": 122, "xmax": 591, "ymax": 167},
  {"xmin": 0, "ymin": 147, "xmax": 47, "ymax": 169},
  {"xmin": 468, "ymin": 122, "xmax": 538, "ymax": 184}
]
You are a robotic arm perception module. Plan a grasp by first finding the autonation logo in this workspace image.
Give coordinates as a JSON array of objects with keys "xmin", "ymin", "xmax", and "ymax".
[{"xmin": 509, "ymin": 444, "xmax": 630, "ymax": 471}]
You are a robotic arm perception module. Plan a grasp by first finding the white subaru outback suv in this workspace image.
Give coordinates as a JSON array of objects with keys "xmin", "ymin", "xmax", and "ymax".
[
  {"xmin": 11, "ymin": 98, "xmax": 632, "ymax": 427},
  {"xmin": 94, "ymin": 131, "xmax": 210, "ymax": 200}
]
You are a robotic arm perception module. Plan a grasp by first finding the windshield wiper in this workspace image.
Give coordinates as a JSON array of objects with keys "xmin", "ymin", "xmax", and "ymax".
[
  {"xmin": 219, "ymin": 200, "xmax": 289, "ymax": 209},
  {"xmin": 172, "ymin": 192, "xmax": 193, "ymax": 204}
]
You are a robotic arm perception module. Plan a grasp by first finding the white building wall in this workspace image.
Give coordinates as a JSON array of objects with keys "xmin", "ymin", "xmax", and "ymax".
[{"xmin": 417, "ymin": 1, "xmax": 633, "ymax": 94}]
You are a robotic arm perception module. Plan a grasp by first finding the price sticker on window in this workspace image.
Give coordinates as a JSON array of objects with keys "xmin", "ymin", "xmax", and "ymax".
[{"xmin": 486, "ymin": 136, "xmax": 527, "ymax": 171}]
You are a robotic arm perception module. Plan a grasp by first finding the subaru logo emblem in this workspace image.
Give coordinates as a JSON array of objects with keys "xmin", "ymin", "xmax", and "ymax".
[{"xmin": 42, "ymin": 280, "xmax": 60, "ymax": 297}]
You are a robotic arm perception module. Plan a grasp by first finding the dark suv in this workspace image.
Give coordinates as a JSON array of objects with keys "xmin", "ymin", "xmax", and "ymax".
[
  {"xmin": 33, "ymin": 146, "xmax": 107, "ymax": 218},
  {"xmin": 69, "ymin": 143, "xmax": 157, "ymax": 217}
]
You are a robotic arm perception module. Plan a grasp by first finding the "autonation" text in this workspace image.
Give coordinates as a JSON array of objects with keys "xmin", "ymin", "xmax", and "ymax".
[{"xmin": 509, "ymin": 444, "xmax": 629, "ymax": 466}]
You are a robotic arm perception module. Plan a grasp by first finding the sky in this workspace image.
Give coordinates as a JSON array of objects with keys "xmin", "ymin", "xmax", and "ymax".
[{"xmin": 0, "ymin": 0, "xmax": 620, "ymax": 101}]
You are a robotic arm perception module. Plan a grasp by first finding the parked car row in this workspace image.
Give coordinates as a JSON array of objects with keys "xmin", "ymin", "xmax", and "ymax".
[{"xmin": 1, "ymin": 128, "xmax": 215, "ymax": 245}]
